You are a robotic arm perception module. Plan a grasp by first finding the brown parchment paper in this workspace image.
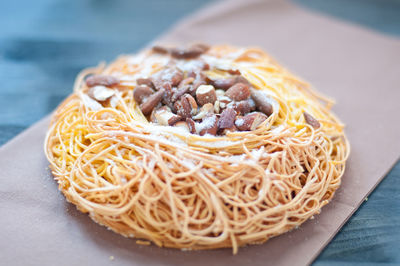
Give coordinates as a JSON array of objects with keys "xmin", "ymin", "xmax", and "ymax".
[{"xmin": 1, "ymin": 0, "xmax": 399, "ymax": 265}]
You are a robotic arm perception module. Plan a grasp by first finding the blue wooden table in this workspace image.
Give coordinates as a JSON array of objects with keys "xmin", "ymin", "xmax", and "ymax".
[{"xmin": 0, "ymin": 0, "xmax": 399, "ymax": 264}]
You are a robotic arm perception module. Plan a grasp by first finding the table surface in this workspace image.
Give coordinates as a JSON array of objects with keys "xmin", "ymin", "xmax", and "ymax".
[{"xmin": 0, "ymin": 0, "xmax": 399, "ymax": 264}]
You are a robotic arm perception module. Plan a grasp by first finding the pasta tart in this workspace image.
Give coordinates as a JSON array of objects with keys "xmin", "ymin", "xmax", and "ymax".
[{"xmin": 45, "ymin": 44, "xmax": 349, "ymax": 253}]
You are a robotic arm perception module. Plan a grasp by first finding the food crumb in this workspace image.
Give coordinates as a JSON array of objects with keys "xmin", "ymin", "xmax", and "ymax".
[
  {"xmin": 136, "ymin": 240, "xmax": 151, "ymax": 245},
  {"xmin": 109, "ymin": 256, "xmax": 114, "ymax": 261}
]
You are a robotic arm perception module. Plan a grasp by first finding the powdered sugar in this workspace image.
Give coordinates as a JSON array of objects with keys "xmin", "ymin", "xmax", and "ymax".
[
  {"xmin": 176, "ymin": 60, "xmax": 205, "ymax": 72},
  {"xmin": 80, "ymin": 93, "xmax": 103, "ymax": 111},
  {"xmin": 250, "ymin": 146, "xmax": 265, "ymax": 161},
  {"xmin": 195, "ymin": 115, "xmax": 216, "ymax": 133},
  {"xmin": 180, "ymin": 159, "xmax": 197, "ymax": 170},
  {"xmin": 192, "ymin": 139, "xmax": 241, "ymax": 149},
  {"xmin": 270, "ymin": 125, "xmax": 285, "ymax": 134},
  {"xmin": 235, "ymin": 118, "xmax": 244, "ymax": 127},
  {"xmin": 126, "ymin": 52, "xmax": 170, "ymax": 79}
]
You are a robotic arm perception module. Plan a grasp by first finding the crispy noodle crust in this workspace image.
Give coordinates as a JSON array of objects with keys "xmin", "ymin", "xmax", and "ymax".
[{"xmin": 45, "ymin": 45, "xmax": 349, "ymax": 253}]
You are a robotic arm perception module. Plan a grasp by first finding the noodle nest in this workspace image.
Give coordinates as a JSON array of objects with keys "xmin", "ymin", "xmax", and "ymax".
[{"xmin": 45, "ymin": 45, "xmax": 349, "ymax": 253}]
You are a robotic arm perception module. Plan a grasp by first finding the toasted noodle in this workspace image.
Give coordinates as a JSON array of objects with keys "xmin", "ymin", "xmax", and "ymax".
[{"xmin": 44, "ymin": 45, "xmax": 349, "ymax": 254}]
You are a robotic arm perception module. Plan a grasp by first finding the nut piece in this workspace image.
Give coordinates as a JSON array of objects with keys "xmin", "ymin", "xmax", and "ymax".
[
  {"xmin": 218, "ymin": 108, "xmax": 237, "ymax": 129},
  {"xmin": 235, "ymin": 112, "xmax": 267, "ymax": 131},
  {"xmin": 171, "ymin": 47, "xmax": 203, "ymax": 59},
  {"xmin": 88, "ymin": 86, "xmax": 115, "ymax": 101},
  {"xmin": 152, "ymin": 45, "xmax": 169, "ymax": 54},
  {"xmin": 173, "ymin": 100, "xmax": 185, "ymax": 117},
  {"xmin": 217, "ymin": 95, "xmax": 232, "ymax": 110},
  {"xmin": 152, "ymin": 67, "xmax": 184, "ymax": 89},
  {"xmin": 215, "ymin": 89, "xmax": 225, "ymax": 97},
  {"xmin": 153, "ymin": 107, "xmax": 182, "ymax": 126},
  {"xmin": 212, "ymin": 77, "xmax": 237, "ymax": 90},
  {"xmin": 191, "ymin": 43, "xmax": 210, "ymax": 53},
  {"xmin": 214, "ymin": 100, "xmax": 220, "ymax": 114},
  {"xmin": 174, "ymin": 121, "xmax": 190, "ymax": 133},
  {"xmin": 86, "ymin": 74, "xmax": 119, "ymax": 88},
  {"xmin": 183, "ymin": 94, "xmax": 198, "ymax": 115},
  {"xmin": 133, "ymin": 85, "xmax": 154, "ymax": 104},
  {"xmin": 198, "ymin": 114, "xmax": 219, "ymax": 136},
  {"xmin": 176, "ymin": 94, "xmax": 198, "ymax": 118},
  {"xmin": 178, "ymin": 77, "xmax": 195, "ymax": 89},
  {"xmin": 211, "ymin": 76, "xmax": 250, "ymax": 90},
  {"xmin": 160, "ymin": 82, "xmax": 174, "ymax": 108},
  {"xmin": 170, "ymin": 44, "xmax": 209, "ymax": 59},
  {"xmin": 149, "ymin": 107, "xmax": 158, "ymax": 123},
  {"xmin": 81, "ymin": 94, "xmax": 103, "ymax": 111},
  {"xmin": 109, "ymin": 94, "xmax": 120, "ymax": 108},
  {"xmin": 303, "ymin": 112, "xmax": 320, "ymax": 129},
  {"xmin": 171, "ymin": 86, "xmax": 189, "ymax": 103},
  {"xmin": 228, "ymin": 69, "xmax": 241, "ymax": 75},
  {"xmin": 235, "ymin": 76, "xmax": 250, "ymax": 86},
  {"xmin": 192, "ymin": 103, "xmax": 214, "ymax": 120},
  {"xmin": 196, "ymin": 85, "xmax": 217, "ymax": 106},
  {"xmin": 139, "ymin": 89, "xmax": 165, "ymax": 115},
  {"xmin": 225, "ymin": 83, "xmax": 250, "ymax": 101},
  {"xmin": 233, "ymin": 98, "xmax": 256, "ymax": 115},
  {"xmin": 251, "ymin": 89, "xmax": 273, "ymax": 116},
  {"xmin": 137, "ymin": 78, "xmax": 154, "ymax": 89},
  {"xmin": 186, "ymin": 118, "xmax": 197, "ymax": 134},
  {"xmin": 190, "ymin": 71, "xmax": 207, "ymax": 94},
  {"xmin": 221, "ymin": 125, "xmax": 238, "ymax": 135}
]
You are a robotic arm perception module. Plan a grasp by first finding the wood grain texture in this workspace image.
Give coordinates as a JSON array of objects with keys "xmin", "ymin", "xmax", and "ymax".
[{"xmin": 0, "ymin": 0, "xmax": 398, "ymax": 264}]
